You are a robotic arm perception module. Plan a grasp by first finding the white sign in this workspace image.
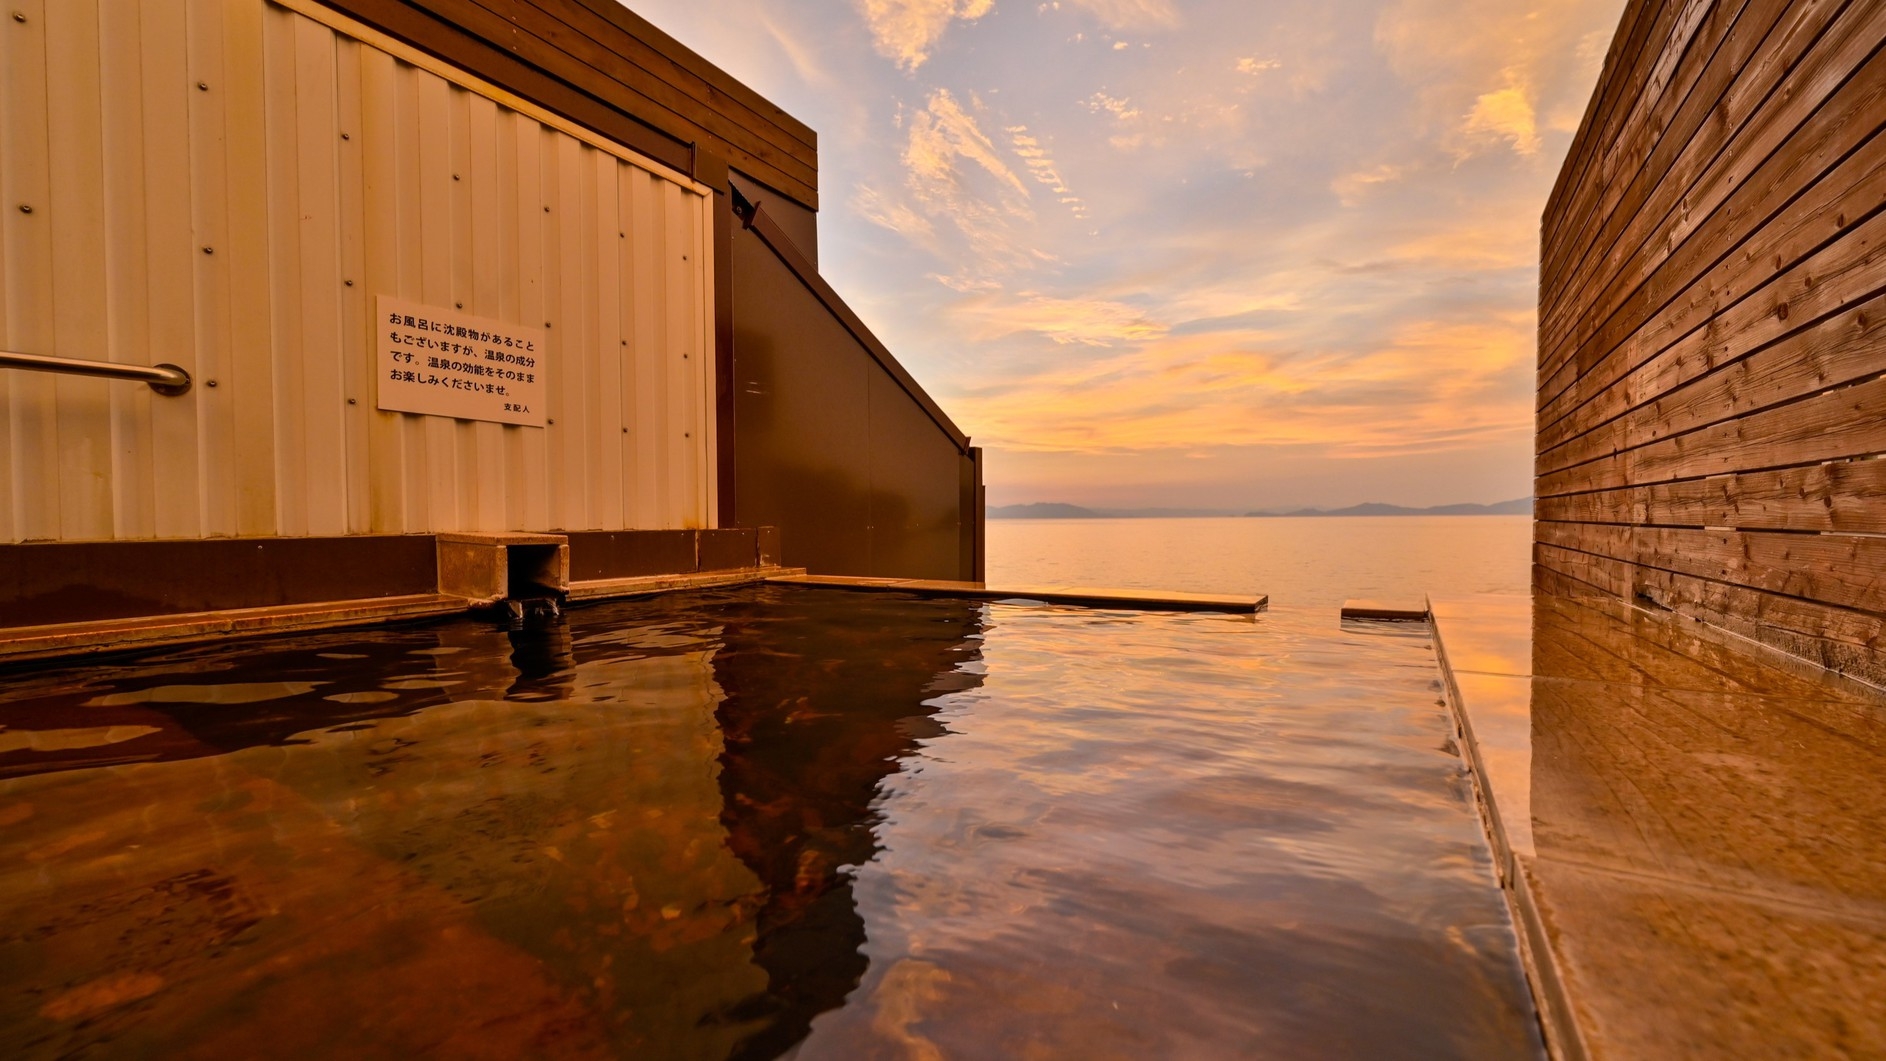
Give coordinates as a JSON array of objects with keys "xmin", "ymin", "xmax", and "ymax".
[{"xmin": 376, "ymin": 296, "xmax": 547, "ymax": 427}]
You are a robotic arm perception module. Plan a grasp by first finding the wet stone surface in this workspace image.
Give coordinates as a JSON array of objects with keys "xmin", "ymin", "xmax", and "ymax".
[{"xmin": 0, "ymin": 587, "xmax": 1541, "ymax": 1059}]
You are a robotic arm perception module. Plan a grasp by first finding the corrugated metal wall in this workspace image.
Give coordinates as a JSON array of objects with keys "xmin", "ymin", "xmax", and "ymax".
[{"xmin": 0, "ymin": 0, "xmax": 714, "ymax": 544}]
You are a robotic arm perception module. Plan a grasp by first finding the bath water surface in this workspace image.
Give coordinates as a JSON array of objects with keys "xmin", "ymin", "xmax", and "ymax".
[{"xmin": 0, "ymin": 586, "xmax": 1541, "ymax": 1058}]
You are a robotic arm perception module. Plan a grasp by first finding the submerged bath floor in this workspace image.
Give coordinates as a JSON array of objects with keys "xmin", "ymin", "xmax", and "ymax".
[{"xmin": 0, "ymin": 587, "xmax": 1541, "ymax": 1059}]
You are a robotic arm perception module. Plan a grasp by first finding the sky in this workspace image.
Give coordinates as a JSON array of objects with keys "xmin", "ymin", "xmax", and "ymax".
[{"xmin": 624, "ymin": 0, "xmax": 1628, "ymax": 509}]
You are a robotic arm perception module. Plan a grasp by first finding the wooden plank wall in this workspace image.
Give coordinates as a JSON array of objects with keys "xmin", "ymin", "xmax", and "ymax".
[
  {"xmin": 0, "ymin": 0, "xmax": 713, "ymax": 543},
  {"xmin": 1536, "ymin": 0, "xmax": 1886, "ymax": 679},
  {"xmin": 316, "ymin": 0, "xmax": 819, "ymax": 208}
]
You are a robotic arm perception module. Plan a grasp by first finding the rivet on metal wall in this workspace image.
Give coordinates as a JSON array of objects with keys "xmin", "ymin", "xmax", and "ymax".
[
  {"xmin": 347, "ymin": 398, "xmax": 357, "ymax": 405},
  {"xmin": 621, "ymin": 427, "xmax": 628, "ymax": 433},
  {"xmin": 201, "ymin": 246, "xmax": 214, "ymax": 254},
  {"xmin": 344, "ymin": 279, "xmax": 354, "ymax": 287},
  {"xmin": 16, "ymin": 204, "xmax": 30, "ymax": 214},
  {"xmin": 547, "ymin": 418, "xmax": 555, "ymax": 425},
  {"xmin": 543, "ymin": 206, "xmax": 550, "ymax": 213},
  {"xmin": 545, "ymin": 322, "xmax": 552, "ymax": 328},
  {"xmin": 11, "ymin": 12, "xmax": 26, "ymax": 22},
  {"xmin": 684, "ymin": 432, "xmax": 691, "ymax": 438},
  {"xmin": 455, "ymin": 301, "xmax": 463, "ymax": 309},
  {"xmin": 620, "ymin": 340, "xmax": 627, "ymax": 346},
  {"xmin": 197, "ymin": 81, "xmax": 209, "ymax": 91},
  {"xmin": 618, "ymin": 232, "xmax": 625, "ymax": 238},
  {"xmin": 452, "ymin": 173, "xmax": 460, "ymax": 181},
  {"xmin": 341, "ymin": 132, "xmax": 351, "ymax": 141},
  {"xmin": 206, "ymin": 379, "xmax": 219, "ymax": 388}
]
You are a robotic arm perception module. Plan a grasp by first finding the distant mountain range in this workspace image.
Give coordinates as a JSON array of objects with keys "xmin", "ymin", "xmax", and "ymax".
[
  {"xmin": 1250, "ymin": 497, "xmax": 1534, "ymax": 518},
  {"xmin": 986, "ymin": 497, "xmax": 1533, "ymax": 519},
  {"xmin": 986, "ymin": 503, "xmax": 1229, "ymax": 519}
]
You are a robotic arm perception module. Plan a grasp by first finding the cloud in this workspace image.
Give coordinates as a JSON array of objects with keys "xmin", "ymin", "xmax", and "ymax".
[
  {"xmin": 610, "ymin": 0, "xmax": 1626, "ymax": 508},
  {"xmin": 859, "ymin": 0, "xmax": 996, "ymax": 72},
  {"xmin": 955, "ymin": 309, "xmax": 1536, "ymax": 460},
  {"xmin": 858, "ymin": 89, "xmax": 1046, "ymax": 276},
  {"xmin": 1463, "ymin": 75, "xmax": 1541, "ymax": 156},
  {"xmin": 1007, "ymin": 126, "xmax": 1088, "ymax": 218},
  {"xmin": 854, "ymin": 184, "xmax": 937, "ymax": 245},
  {"xmin": 1375, "ymin": 0, "xmax": 1615, "ymax": 159},
  {"xmin": 904, "ymin": 88, "xmax": 1030, "ymax": 206},
  {"xmin": 1085, "ymin": 91, "xmax": 1139, "ymax": 120},
  {"xmin": 1332, "ymin": 164, "xmax": 1405, "ymax": 206},
  {"xmin": 752, "ymin": 8, "xmax": 835, "ymax": 88},
  {"xmin": 1062, "ymin": 0, "xmax": 1179, "ymax": 30},
  {"xmin": 956, "ymin": 291, "xmax": 1168, "ymax": 346}
]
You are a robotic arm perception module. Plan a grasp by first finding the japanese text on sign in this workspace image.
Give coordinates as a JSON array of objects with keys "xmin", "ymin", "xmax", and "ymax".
[{"xmin": 375, "ymin": 295, "xmax": 547, "ymax": 427}]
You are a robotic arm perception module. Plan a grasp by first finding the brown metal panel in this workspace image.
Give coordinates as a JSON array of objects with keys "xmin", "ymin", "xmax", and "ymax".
[
  {"xmin": 697, "ymin": 527, "xmax": 757, "ymax": 571},
  {"xmin": 729, "ymin": 170, "xmax": 815, "ymax": 267},
  {"xmin": 0, "ymin": 536, "xmax": 438, "ymax": 626},
  {"xmin": 964, "ymin": 445, "xmax": 986, "ymax": 583},
  {"xmin": 865, "ymin": 370, "xmax": 964, "ymax": 579},
  {"xmin": 728, "ymin": 220, "xmax": 872, "ymax": 575},
  {"xmin": 562, "ymin": 529, "xmax": 697, "ymax": 580},
  {"xmin": 726, "ymin": 197, "xmax": 983, "ymax": 579},
  {"xmin": 712, "ymin": 175, "xmax": 738, "ymax": 521},
  {"xmin": 736, "ymin": 198, "xmax": 969, "ymax": 451}
]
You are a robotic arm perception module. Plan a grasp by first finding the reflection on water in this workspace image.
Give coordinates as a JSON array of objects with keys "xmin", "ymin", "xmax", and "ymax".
[
  {"xmin": 0, "ymin": 587, "xmax": 1539, "ymax": 1058},
  {"xmin": 709, "ymin": 594, "xmax": 985, "ymax": 1060}
]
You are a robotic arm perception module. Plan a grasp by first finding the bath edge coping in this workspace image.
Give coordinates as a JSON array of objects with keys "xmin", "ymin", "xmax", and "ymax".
[
  {"xmin": 767, "ymin": 573, "xmax": 1266, "ymax": 613},
  {"xmin": 1427, "ymin": 592, "xmax": 1591, "ymax": 1061},
  {"xmin": 0, "ymin": 566, "xmax": 807, "ymax": 666}
]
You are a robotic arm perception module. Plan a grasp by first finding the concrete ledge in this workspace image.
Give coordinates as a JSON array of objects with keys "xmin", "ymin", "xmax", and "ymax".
[
  {"xmin": 1430, "ymin": 591, "xmax": 1886, "ymax": 1061},
  {"xmin": 0, "ymin": 567, "xmax": 809, "ymax": 665},
  {"xmin": 1429, "ymin": 593, "xmax": 1587, "ymax": 1061},
  {"xmin": 0, "ymin": 594, "xmax": 469, "ymax": 665},
  {"xmin": 567, "ymin": 566, "xmax": 802, "ymax": 602},
  {"xmin": 768, "ymin": 574, "xmax": 1266, "ymax": 613},
  {"xmin": 1340, "ymin": 599, "xmax": 1429, "ymax": 621}
]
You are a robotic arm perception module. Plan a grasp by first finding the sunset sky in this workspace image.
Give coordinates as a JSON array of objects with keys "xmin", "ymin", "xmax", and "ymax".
[{"xmin": 628, "ymin": 0, "xmax": 1628, "ymax": 509}]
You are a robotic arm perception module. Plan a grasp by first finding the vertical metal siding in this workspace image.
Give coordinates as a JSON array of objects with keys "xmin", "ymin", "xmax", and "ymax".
[{"xmin": 0, "ymin": 0, "xmax": 714, "ymax": 543}]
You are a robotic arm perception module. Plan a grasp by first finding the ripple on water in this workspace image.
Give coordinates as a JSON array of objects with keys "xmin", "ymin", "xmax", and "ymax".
[{"xmin": 0, "ymin": 587, "xmax": 1540, "ymax": 1060}]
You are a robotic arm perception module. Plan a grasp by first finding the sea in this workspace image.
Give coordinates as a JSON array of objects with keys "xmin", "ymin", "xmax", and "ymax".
[{"xmin": 986, "ymin": 514, "xmax": 1535, "ymax": 610}]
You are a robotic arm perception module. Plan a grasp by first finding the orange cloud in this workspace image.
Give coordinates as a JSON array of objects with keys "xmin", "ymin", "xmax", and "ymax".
[
  {"xmin": 860, "ymin": 0, "xmax": 995, "ymax": 72},
  {"xmin": 955, "ymin": 292, "xmax": 1168, "ymax": 346}
]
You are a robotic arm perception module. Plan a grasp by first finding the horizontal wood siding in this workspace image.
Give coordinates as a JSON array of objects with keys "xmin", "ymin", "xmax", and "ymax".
[
  {"xmin": 314, "ymin": 0, "xmax": 818, "ymax": 208},
  {"xmin": 0, "ymin": 0, "xmax": 713, "ymax": 543},
  {"xmin": 1537, "ymin": 0, "xmax": 1886, "ymax": 680}
]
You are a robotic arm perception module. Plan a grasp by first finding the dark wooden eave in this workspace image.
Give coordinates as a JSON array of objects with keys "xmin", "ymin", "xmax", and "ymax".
[{"xmin": 311, "ymin": 0, "xmax": 818, "ymax": 209}]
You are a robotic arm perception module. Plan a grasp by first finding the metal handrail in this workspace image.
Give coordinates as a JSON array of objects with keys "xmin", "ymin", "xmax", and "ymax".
[{"xmin": 0, "ymin": 349, "xmax": 191, "ymax": 395}]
